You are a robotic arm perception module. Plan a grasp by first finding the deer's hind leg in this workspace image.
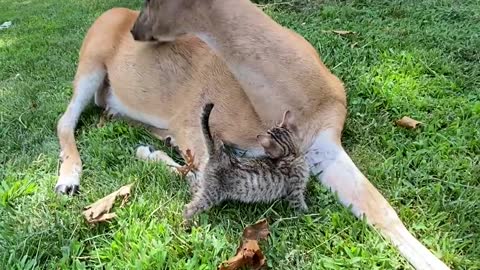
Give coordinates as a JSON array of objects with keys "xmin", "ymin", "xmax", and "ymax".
[
  {"xmin": 308, "ymin": 128, "xmax": 450, "ymax": 270},
  {"xmin": 135, "ymin": 145, "xmax": 183, "ymax": 175}
]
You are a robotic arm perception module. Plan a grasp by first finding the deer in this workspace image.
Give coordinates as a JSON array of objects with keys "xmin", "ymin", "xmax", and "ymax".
[{"xmin": 55, "ymin": 1, "xmax": 450, "ymax": 269}]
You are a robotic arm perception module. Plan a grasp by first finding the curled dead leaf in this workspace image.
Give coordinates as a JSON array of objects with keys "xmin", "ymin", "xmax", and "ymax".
[
  {"xmin": 97, "ymin": 110, "xmax": 115, "ymax": 128},
  {"xmin": 176, "ymin": 149, "xmax": 196, "ymax": 177},
  {"xmin": 220, "ymin": 240, "xmax": 265, "ymax": 270},
  {"xmin": 219, "ymin": 219, "xmax": 270, "ymax": 270},
  {"xmin": 83, "ymin": 184, "xmax": 133, "ymax": 224},
  {"xmin": 243, "ymin": 219, "xmax": 269, "ymax": 240},
  {"xmin": 97, "ymin": 114, "xmax": 107, "ymax": 128},
  {"xmin": 87, "ymin": 213, "xmax": 117, "ymax": 224},
  {"xmin": 396, "ymin": 116, "xmax": 422, "ymax": 129}
]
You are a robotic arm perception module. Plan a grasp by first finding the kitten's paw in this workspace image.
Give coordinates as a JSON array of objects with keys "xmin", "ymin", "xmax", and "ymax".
[
  {"xmin": 181, "ymin": 218, "xmax": 199, "ymax": 231},
  {"xmin": 297, "ymin": 204, "xmax": 308, "ymax": 212},
  {"xmin": 290, "ymin": 201, "xmax": 308, "ymax": 212},
  {"xmin": 183, "ymin": 206, "xmax": 197, "ymax": 220},
  {"xmin": 181, "ymin": 219, "xmax": 193, "ymax": 231}
]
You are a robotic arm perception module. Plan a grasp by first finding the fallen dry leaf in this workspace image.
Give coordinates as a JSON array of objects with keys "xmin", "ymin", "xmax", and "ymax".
[
  {"xmin": 176, "ymin": 149, "xmax": 196, "ymax": 177},
  {"xmin": 396, "ymin": 116, "xmax": 422, "ymax": 129},
  {"xmin": 83, "ymin": 184, "xmax": 133, "ymax": 224},
  {"xmin": 86, "ymin": 213, "xmax": 117, "ymax": 224},
  {"xmin": 219, "ymin": 219, "xmax": 270, "ymax": 270},
  {"xmin": 243, "ymin": 219, "xmax": 270, "ymax": 240},
  {"xmin": 96, "ymin": 114, "xmax": 107, "ymax": 128},
  {"xmin": 97, "ymin": 111, "xmax": 115, "ymax": 128},
  {"xmin": 323, "ymin": 30, "xmax": 356, "ymax": 36}
]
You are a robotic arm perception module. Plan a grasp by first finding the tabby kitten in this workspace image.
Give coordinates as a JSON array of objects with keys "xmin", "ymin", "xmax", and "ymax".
[{"xmin": 183, "ymin": 103, "xmax": 310, "ymax": 220}]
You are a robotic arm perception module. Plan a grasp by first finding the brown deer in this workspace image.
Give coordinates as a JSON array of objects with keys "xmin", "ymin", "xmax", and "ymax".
[{"xmin": 55, "ymin": 1, "xmax": 450, "ymax": 269}]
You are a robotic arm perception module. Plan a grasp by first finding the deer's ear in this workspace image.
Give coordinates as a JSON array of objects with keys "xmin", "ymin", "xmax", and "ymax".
[
  {"xmin": 279, "ymin": 110, "xmax": 297, "ymax": 133},
  {"xmin": 257, "ymin": 135, "xmax": 283, "ymax": 159}
]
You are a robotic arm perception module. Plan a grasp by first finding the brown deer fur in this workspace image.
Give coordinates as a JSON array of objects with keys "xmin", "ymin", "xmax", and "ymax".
[{"xmin": 55, "ymin": 2, "xmax": 449, "ymax": 269}]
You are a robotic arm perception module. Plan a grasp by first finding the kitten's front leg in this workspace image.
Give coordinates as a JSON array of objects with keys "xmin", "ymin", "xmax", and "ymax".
[
  {"xmin": 183, "ymin": 190, "xmax": 215, "ymax": 220},
  {"xmin": 186, "ymin": 171, "xmax": 202, "ymax": 195}
]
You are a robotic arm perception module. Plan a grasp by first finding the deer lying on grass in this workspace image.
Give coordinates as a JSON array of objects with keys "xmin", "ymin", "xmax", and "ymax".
[{"xmin": 55, "ymin": 1, "xmax": 450, "ymax": 269}]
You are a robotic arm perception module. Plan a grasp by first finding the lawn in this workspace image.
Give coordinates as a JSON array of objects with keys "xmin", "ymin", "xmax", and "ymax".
[{"xmin": 0, "ymin": 0, "xmax": 479, "ymax": 269}]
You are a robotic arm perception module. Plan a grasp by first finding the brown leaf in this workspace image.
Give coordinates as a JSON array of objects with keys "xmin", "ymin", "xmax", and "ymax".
[
  {"xmin": 243, "ymin": 219, "xmax": 269, "ymax": 241},
  {"xmin": 83, "ymin": 184, "xmax": 133, "ymax": 224},
  {"xmin": 87, "ymin": 212, "xmax": 117, "ymax": 224},
  {"xmin": 97, "ymin": 111, "xmax": 111, "ymax": 128},
  {"xmin": 396, "ymin": 116, "xmax": 422, "ymax": 129},
  {"xmin": 120, "ymin": 194, "xmax": 130, "ymax": 208},
  {"xmin": 176, "ymin": 149, "xmax": 196, "ymax": 177},
  {"xmin": 219, "ymin": 219, "xmax": 270, "ymax": 270},
  {"xmin": 324, "ymin": 30, "xmax": 356, "ymax": 35}
]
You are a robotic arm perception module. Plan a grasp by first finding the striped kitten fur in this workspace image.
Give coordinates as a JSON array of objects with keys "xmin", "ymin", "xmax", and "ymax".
[{"xmin": 183, "ymin": 103, "xmax": 310, "ymax": 220}]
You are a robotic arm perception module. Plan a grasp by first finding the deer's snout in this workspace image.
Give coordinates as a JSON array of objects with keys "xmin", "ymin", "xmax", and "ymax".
[
  {"xmin": 130, "ymin": 23, "xmax": 148, "ymax": 41},
  {"xmin": 130, "ymin": 29, "xmax": 140, "ymax": 41},
  {"xmin": 131, "ymin": 13, "xmax": 154, "ymax": 41}
]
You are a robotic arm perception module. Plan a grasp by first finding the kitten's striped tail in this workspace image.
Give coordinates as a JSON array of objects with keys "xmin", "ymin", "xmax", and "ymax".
[{"xmin": 201, "ymin": 103, "xmax": 216, "ymax": 156}]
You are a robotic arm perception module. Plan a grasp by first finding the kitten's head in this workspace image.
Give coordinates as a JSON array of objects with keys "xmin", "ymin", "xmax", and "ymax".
[{"xmin": 257, "ymin": 110, "xmax": 299, "ymax": 159}]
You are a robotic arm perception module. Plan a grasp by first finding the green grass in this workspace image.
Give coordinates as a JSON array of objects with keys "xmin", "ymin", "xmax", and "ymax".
[{"xmin": 0, "ymin": 0, "xmax": 479, "ymax": 269}]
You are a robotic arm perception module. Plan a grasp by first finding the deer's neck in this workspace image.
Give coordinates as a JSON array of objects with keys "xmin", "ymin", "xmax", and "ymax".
[{"xmin": 194, "ymin": 0, "xmax": 316, "ymax": 124}]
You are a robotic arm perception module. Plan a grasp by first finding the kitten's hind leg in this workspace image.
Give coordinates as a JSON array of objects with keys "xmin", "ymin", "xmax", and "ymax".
[
  {"xmin": 286, "ymin": 179, "xmax": 309, "ymax": 211},
  {"xmin": 136, "ymin": 145, "xmax": 181, "ymax": 168}
]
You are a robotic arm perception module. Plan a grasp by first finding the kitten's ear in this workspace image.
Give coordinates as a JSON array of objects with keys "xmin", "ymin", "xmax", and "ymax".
[
  {"xmin": 257, "ymin": 135, "xmax": 283, "ymax": 159},
  {"xmin": 279, "ymin": 110, "xmax": 298, "ymax": 133}
]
